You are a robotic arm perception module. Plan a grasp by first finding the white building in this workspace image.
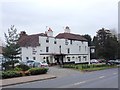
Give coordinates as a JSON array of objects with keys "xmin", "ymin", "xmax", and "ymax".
[{"xmin": 18, "ymin": 26, "xmax": 90, "ymax": 64}]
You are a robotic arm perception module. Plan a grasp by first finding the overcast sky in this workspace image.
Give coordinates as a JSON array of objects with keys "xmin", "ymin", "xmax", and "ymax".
[{"xmin": 0, "ymin": 0, "xmax": 119, "ymax": 42}]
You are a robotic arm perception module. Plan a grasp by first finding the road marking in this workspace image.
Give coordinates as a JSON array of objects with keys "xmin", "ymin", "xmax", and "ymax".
[
  {"xmin": 74, "ymin": 81, "xmax": 86, "ymax": 85},
  {"xmin": 99, "ymin": 76, "xmax": 105, "ymax": 79},
  {"xmin": 59, "ymin": 73, "xmax": 117, "ymax": 88},
  {"xmin": 113, "ymin": 73, "xmax": 117, "ymax": 75}
]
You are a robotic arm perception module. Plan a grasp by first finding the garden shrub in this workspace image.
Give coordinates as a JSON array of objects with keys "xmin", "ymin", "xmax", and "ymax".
[
  {"xmin": 16, "ymin": 64, "xmax": 30, "ymax": 71},
  {"xmin": 1, "ymin": 71, "xmax": 23, "ymax": 79},
  {"xmin": 28, "ymin": 68, "xmax": 48, "ymax": 75},
  {"xmin": 14, "ymin": 67, "xmax": 22, "ymax": 71}
]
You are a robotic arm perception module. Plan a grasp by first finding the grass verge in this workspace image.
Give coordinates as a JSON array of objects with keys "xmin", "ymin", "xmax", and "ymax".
[{"xmin": 63, "ymin": 64, "xmax": 118, "ymax": 72}]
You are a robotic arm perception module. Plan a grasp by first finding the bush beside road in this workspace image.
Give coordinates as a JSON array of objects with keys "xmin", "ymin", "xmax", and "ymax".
[{"xmin": 0, "ymin": 67, "xmax": 48, "ymax": 79}]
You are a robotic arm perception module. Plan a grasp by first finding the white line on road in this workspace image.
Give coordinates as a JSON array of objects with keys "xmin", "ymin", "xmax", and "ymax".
[
  {"xmin": 113, "ymin": 73, "xmax": 117, "ymax": 75},
  {"xmin": 59, "ymin": 73, "xmax": 117, "ymax": 88},
  {"xmin": 99, "ymin": 76, "xmax": 105, "ymax": 79},
  {"xmin": 74, "ymin": 81, "xmax": 86, "ymax": 85}
]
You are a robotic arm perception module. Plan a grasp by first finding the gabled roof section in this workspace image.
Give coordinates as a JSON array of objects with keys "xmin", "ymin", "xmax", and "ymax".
[
  {"xmin": 56, "ymin": 33, "xmax": 87, "ymax": 41},
  {"xmin": 18, "ymin": 33, "xmax": 47, "ymax": 47}
]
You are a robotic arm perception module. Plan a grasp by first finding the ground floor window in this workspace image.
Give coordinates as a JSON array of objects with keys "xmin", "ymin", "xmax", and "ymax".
[
  {"xmin": 43, "ymin": 57, "xmax": 46, "ymax": 59},
  {"xmin": 26, "ymin": 57, "xmax": 29, "ymax": 60},
  {"xmin": 78, "ymin": 56, "xmax": 81, "ymax": 61},
  {"xmin": 46, "ymin": 57, "xmax": 50, "ymax": 64},
  {"xmin": 83, "ymin": 56, "xmax": 87, "ymax": 61},
  {"xmin": 67, "ymin": 57, "xmax": 70, "ymax": 61},
  {"xmin": 33, "ymin": 57, "xmax": 36, "ymax": 60}
]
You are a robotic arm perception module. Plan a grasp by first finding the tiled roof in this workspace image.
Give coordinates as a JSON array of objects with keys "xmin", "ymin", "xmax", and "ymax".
[
  {"xmin": 0, "ymin": 46, "xmax": 3, "ymax": 54},
  {"xmin": 56, "ymin": 33, "xmax": 87, "ymax": 41},
  {"xmin": 18, "ymin": 32, "xmax": 87, "ymax": 47},
  {"xmin": 18, "ymin": 33, "xmax": 47, "ymax": 47}
]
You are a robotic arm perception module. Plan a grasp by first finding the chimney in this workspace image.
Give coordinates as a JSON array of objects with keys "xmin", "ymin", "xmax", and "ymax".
[
  {"xmin": 20, "ymin": 31, "xmax": 27, "ymax": 37},
  {"xmin": 64, "ymin": 26, "xmax": 70, "ymax": 33},
  {"xmin": 46, "ymin": 28, "xmax": 53, "ymax": 37}
]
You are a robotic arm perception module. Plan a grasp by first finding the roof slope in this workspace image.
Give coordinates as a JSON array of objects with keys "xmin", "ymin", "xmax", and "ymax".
[
  {"xmin": 18, "ymin": 33, "xmax": 46, "ymax": 47},
  {"xmin": 56, "ymin": 33, "xmax": 87, "ymax": 41}
]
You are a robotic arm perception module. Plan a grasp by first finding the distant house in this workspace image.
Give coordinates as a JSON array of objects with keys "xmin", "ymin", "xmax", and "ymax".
[{"xmin": 18, "ymin": 26, "xmax": 90, "ymax": 64}]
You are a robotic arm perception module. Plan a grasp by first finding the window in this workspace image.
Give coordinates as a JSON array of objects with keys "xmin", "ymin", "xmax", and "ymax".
[
  {"xmin": 33, "ymin": 57, "xmax": 36, "ymax": 60},
  {"xmin": 78, "ymin": 56, "xmax": 81, "ymax": 61},
  {"xmin": 54, "ymin": 41, "xmax": 57, "ymax": 44},
  {"xmin": 68, "ymin": 48, "xmax": 70, "ymax": 54},
  {"xmin": 26, "ymin": 57, "xmax": 29, "ymax": 60},
  {"xmin": 59, "ymin": 45, "xmax": 61, "ymax": 53},
  {"xmin": 46, "ymin": 47, "xmax": 49, "ymax": 52},
  {"xmin": 83, "ymin": 56, "xmax": 87, "ymax": 61},
  {"xmin": 79, "ymin": 46, "xmax": 81, "ymax": 51},
  {"xmin": 65, "ymin": 39, "xmax": 68, "ymax": 45},
  {"xmin": 46, "ymin": 38, "xmax": 49, "ymax": 43},
  {"xmin": 85, "ymin": 46, "xmax": 87, "ymax": 51},
  {"xmin": 46, "ymin": 57, "xmax": 50, "ymax": 64},
  {"xmin": 43, "ymin": 57, "xmax": 46, "ymax": 59},
  {"xmin": 67, "ymin": 57, "xmax": 70, "ymax": 61},
  {"xmin": 70, "ymin": 40, "xmax": 72, "ymax": 44},
  {"xmin": 72, "ymin": 56, "xmax": 75, "ymax": 59}
]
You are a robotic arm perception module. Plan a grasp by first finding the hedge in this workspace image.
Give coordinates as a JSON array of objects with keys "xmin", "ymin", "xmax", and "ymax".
[
  {"xmin": 0, "ymin": 71, "xmax": 23, "ymax": 79},
  {"xmin": 28, "ymin": 68, "xmax": 48, "ymax": 75},
  {"xmin": 0, "ymin": 67, "xmax": 49, "ymax": 79},
  {"xmin": 16, "ymin": 64, "xmax": 30, "ymax": 71}
]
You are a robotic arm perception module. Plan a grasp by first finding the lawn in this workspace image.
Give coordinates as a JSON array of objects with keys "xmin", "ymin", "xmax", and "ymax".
[{"xmin": 62, "ymin": 64, "xmax": 118, "ymax": 72}]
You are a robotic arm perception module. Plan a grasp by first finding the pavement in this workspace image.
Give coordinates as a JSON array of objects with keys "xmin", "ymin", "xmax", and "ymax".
[{"xmin": 0, "ymin": 74, "xmax": 56, "ymax": 87}]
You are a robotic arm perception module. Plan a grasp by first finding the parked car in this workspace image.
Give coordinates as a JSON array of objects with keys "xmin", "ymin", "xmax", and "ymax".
[
  {"xmin": 97, "ymin": 59, "xmax": 106, "ymax": 63},
  {"xmin": 25, "ymin": 60, "xmax": 49, "ymax": 68},
  {"xmin": 90, "ymin": 59, "xmax": 99, "ymax": 64},
  {"xmin": 114, "ymin": 59, "xmax": 120, "ymax": 65},
  {"xmin": 33, "ymin": 61, "xmax": 49, "ymax": 68},
  {"xmin": 108, "ymin": 60, "xmax": 116, "ymax": 65}
]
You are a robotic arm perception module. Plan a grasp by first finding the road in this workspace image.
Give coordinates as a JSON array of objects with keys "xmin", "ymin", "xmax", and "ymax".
[{"xmin": 3, "ymin": 67, "xmax": 119, "ymax": 88}]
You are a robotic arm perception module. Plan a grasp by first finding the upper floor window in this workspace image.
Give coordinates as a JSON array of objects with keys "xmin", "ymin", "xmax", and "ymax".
[
  {"xmin": 65, "ymin": 39, "xmax": 68, "ymax": 45},
  {"xmin": 46, "ymin": 47, "xmax": 49, "ymax": 52},
  {"xmin": 68, "ymin": 48, "xmax": 70, "ymax": 54},
  {"xmin": 54, "ymin": 41, "xmax": 57, "ymax": 44},
  {"xmin": 46, "ymin": 38, "xmax": 49, "ymax": 43},
  {"xmin": 70, "ymin": 40, "xmax": 72, "ymax": 44},
  {"xmin": 79, "ymin": 46, "xmax": 81, "ymax": 51},
  {"xmin": 85, "ymin": 46, "xmax": 87, "ymax": 51}
]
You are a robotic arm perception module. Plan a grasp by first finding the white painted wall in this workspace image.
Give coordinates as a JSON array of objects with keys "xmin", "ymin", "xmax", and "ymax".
[{"xmin": 21, "ymin": 36, "xmax": 90, "ymax": 64}]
